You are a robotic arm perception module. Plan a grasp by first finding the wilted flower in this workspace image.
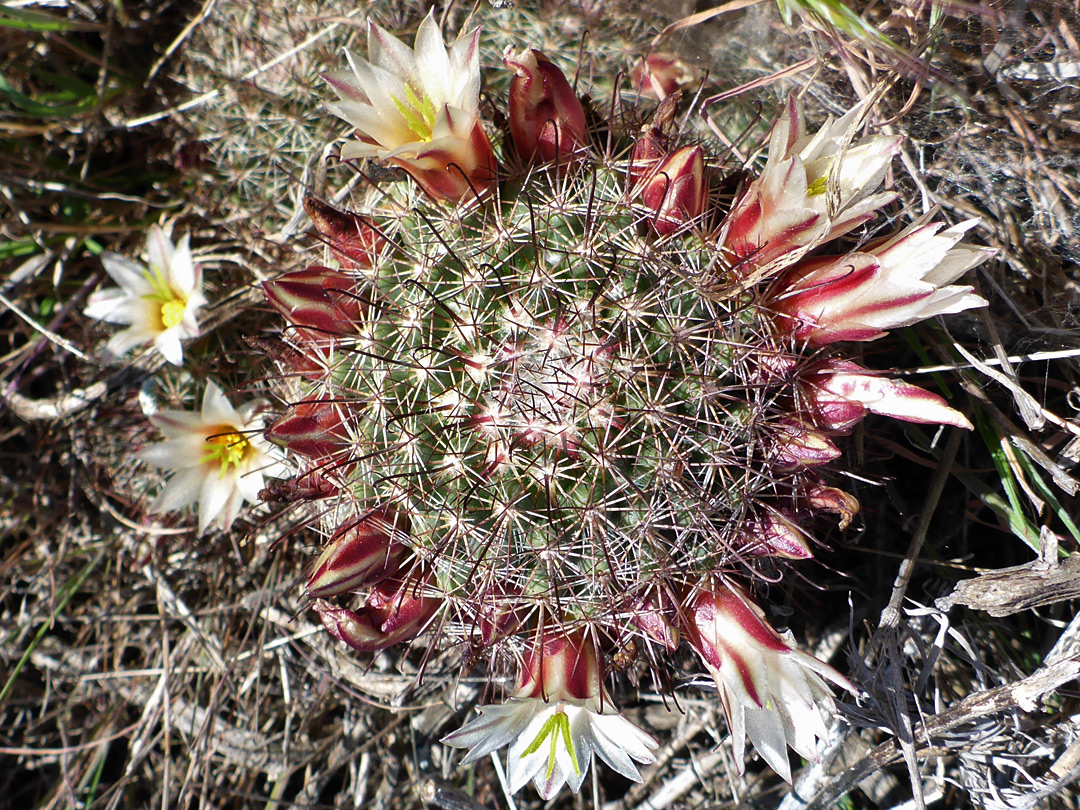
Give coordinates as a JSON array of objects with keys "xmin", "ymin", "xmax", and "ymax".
[
  {"xmin": 686, "ymin": 581, "xmax": 855, "ymax": 782},
  {"xmin": 443, "ymin": 630, "xmax": 657, "ymax": 799},
  {"xmin": 629, "ymin": 52, "xmax": 698, "ymax": 99},
  {"xmin": 504, "ymin": 48, "xmax": 588, "ymax": 170},
  {"xmin": 724, "ymin": 96, "xmax": 902, "ymax": 272},
  {"xmin": 137, "ymin": 382, "xmax": 285, "ymax": 534},
  {"xmin": 771, "ymin": 212, "xmax": 992, "ymax": 345},
  {"xmin": 84, "ymin": 225, "xmax": 206, "ymax": 365},
  {"xmin": 802, "ymin": 359, "xmax": 973, "ymax": 431},
  {"xmin": 323, "ymin": 10, "xmax": 495, "ymax": 201}
]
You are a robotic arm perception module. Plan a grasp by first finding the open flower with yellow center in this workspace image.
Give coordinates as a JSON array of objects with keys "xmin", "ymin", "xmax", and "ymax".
[
  {"xmin": 137, "ymin": 382, "xmax": 286, "ymax": 534},
  {"xmin": 323, "ymin": 10, "xmax": 495, "ymax": 201},
  {"xmin": 84, "ymin": 225, "xmax": 206, "ymax": 366},
  {"xmin": 443, "ymin": 630, "xmax": 657, "ymax": 799}
]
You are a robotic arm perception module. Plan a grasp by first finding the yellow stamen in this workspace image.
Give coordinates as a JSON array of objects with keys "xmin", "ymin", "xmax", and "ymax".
[
  {"xmin": 392, "ymin": 83, "xmax": 438, "ymax": 140},
  {"xmin": 161, "ymin": 299, "xmax": 186, "ymax": 328},
  {"xmin": 806, "ymin": 175, "xmax": 828, "ymax": 197},
  {"xmin": 200, "ymin": 430, "xmax": 252, "ymax": 478}
]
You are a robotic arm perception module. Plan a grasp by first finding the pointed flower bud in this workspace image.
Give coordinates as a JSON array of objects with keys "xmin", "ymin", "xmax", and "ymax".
[
  {"xmin": 627, "ymin": 93, "xmax": 679, "ymax": 190},
  {"xmin": 685, "ymin": 580, "xmax": 856, "ymax": 783},
  {"xmin": 771, "ymin": 211, "xmax": 992, "ymax": 346},
  {"xmin": 323, "ymin": 10, "xmax": 495, "ymax": 201},
  {"xmin": 265, "ymin": 398, "xmax": 352, "ymax": 459},
  {"xmin": 314, "ymin": 570, "xmax": 440, "ymax": 653},
  {"xmin": 262, "ymin": 265, "xmax": 365, "ymax": 341},
  {"xmin": 772, "ymin": 418, "xmax": 842, "ymax": 468},
  {"xmin": 305, "ymin": 508, "xmax": 409, "ymax": 599},
  {"xmin": 443, "ymin": 629, "xmax": 657, "ymax": 799},
  {"xmin": 505, "ymin": 48, "xmax": 588, "ymax": 171},
  {"xmin": 303, "ymin": 196, "xmax": 385, "ymax": 270},
  {"xmin": 802, "ymin": 359, "xmax": 973, "ymax": 432},
  {"xmin": 628, "ymin": 590, "xmax": 680, "ymax": 651},
  {"xmin": 739, "ymin": 508, "xmax": 814, "ymax": 559},
  {"xmin": 634, "ymin": 145, "xmax": 708, "ymax": 236}
]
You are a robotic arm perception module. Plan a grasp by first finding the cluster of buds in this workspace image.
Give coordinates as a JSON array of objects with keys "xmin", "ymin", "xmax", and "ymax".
[{"xmin": 243, "ymin": 11, "xmax": 997, "ymax": 799}]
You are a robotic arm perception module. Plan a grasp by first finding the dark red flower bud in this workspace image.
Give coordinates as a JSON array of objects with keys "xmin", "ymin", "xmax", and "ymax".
[
  {"xmin": 306, "ymin": 508, "xmax": 409, "ymax": 599},
  {"xmin": 262, "ymin": 265, "xmax": 366, "ymax": 340},
  {"xmin": 265, "ymin": 399, "xmax": 351, "ymax": 459},
  {"xmin": 314, "ymin": 573, "xmax": 440, "ymax": 654},
  {"xmin": 303, "ymin": 196, "xmax": 385, "ymax": 270},
  {"xmin": 505, "ymin": 48, "xmax": 588, "ymax": 171},
  {"xmin": 635, "ymin": 145, "xmax": 708, "ymax": 236},
  {"xmin": 259, "ymin": 471, "xmax": 339, "ymax": 502}
]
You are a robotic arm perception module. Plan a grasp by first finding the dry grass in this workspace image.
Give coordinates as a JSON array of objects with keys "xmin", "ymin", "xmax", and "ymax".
[{"xmin": 2, "ymin": 1, "xmax": 1079, "ymax": 808}]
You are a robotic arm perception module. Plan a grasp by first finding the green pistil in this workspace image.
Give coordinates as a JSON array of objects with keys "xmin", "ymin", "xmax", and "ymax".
[
  {"xmin": 392, "ymin": 83, "xmax": 438, "ymax": 140},
  {"xmin": 521, "ymin": 710, "xmax": 580, "ymax": 780},
  {"xmin": 806, "ymin": 174, "xmax": 828, "ymax": 197},
  {"xmin": 200, "ymin": 431, "xmax": 251, "ymax": 479}
]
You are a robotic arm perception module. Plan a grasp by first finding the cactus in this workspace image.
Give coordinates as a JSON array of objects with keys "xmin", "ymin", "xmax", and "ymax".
[{"xmin": 246, "ymin": 11, "xmax": 991, "ymax": 795}]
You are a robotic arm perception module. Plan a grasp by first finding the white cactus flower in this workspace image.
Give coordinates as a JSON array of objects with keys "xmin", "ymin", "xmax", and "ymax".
[
  {"xmin": 443, "ymin": 631, "xmax": 657, "ymax": 799},
  {"xmin": 137, "ymin": 382, "xmax": 287, "ymax": 534},
  {"xmin": 84, "ymin": 225, "xmax": 206, "ymax": 366}
]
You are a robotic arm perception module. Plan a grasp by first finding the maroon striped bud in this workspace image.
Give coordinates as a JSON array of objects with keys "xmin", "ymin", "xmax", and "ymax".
[
  {"xmin": 629, "ymin": 591, "xmax": 680, "ymax": 651},
  {"xmin": 772, "ymin": 419, "xmax": 841, "ymax": 468},
  {"xmin": 634, "ymin": 145, "xmax": 707, "ymax": 236},
  {"xmin": 515, "ymin": 629, "xmax": 604, "ymax": 703},
  {"xmin": 505, "ymin": 48, "xmax": 588, "ymax": 171},
  {"xmin": 265, "ymin": 399, "xmax": 351, "ymax": 459},
  {"xmin": 739, "ymin": 509, "xmax": 813, "ymax": 559},
  {"xmin": 627, "ymin": 94, "xmax": 679, "ymax": 190},
  {"xmin": 313, "ymin": 572, "xmax": 440, "ymax": 653},
  {"xmin": 305, "ymin": 509, "xmax": 408, "ymax": 599},
  {"xmin": 303, "ymin": 196, "xmax": 385, "ymax": 270},
  {"xmin": 262, "ymin": 265, "xmax": 365, "ymax": 340}
]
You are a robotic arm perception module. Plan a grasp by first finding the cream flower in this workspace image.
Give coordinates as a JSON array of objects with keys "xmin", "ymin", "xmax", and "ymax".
[
  {"xmin": 137, "ymin": 382, "xmax": 286, "ymax": 534},
  {"xmin": 686, "ymin": 581, "xmax": 856, "ymax": 783},
  {"xmin": 323, "ymin": 10, "xmax": 495, "ymax": 201},
  {"xmin": 443, "ymin": 631, "xmax": 657, "ymax": 799},
  {"xmin": 725, "ymin": 95, "xmax": 902, "ymax": 273},
  {"xmin": 772, "ymin": 211, "xmax": 993, "ymax": 346},
  {"xmin": 84, "ymin": 226, "xmax": 206, "ymax": 366}
]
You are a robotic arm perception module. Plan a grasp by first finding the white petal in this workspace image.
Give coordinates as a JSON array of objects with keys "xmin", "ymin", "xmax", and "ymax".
[
  {"xmin": 152, "ymin": 467, "xmax": 206, "ymax": 514},
  {"xmin": 101, "ymin": 254, "xmax": 154, "ymax": 294},
  {"xmin": 743, "ymin": 702, "xmax": 792, "ymax": 783},
  {"xmin": 197, "ymin": 470, "xmax": 232, "ymax": 533}
]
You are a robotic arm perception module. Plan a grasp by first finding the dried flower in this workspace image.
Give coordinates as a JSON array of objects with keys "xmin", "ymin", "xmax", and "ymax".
[
  {"xmin": 304, "ymin": 196, "xmax": 385, "ymax": 270},
  {"xmin": 771, "ymin": 212, "xmax": 992, "ymax": 345},
  {"xmin": 84, "ymin": 225, "xmax": 206, "ymax": 365},
  {"xmin": 686, "ymin": 581, "xmax": 855, "ymax": 782},
  {"xmin": 629, "ymin": 52, "xmax": 698, "ymax": 99},
  {"xmin": 443, "ymin": 630, "xmax": 657, "ymax": 798},
  {"xmin": 323, "ymin": 10, "xmax": 495, "ymax": 201},
  {"xmin": 137, "ymin": 382, "xmax": 285, "ymax": 534}
]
